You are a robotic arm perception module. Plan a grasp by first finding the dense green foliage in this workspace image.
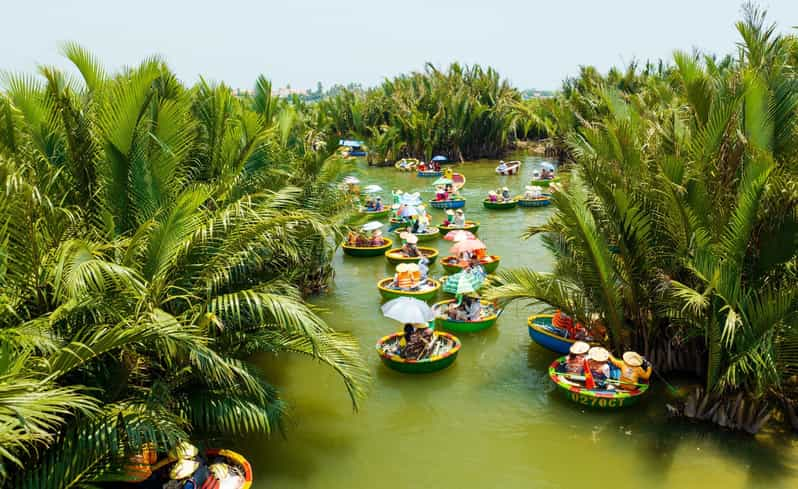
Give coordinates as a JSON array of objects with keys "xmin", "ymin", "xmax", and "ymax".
[
  {"xmin": 0, "ymin": 47, "xmax": 369, "ymax": 486},
  {"xmin": 486, "ymin": 5, "xmax": 798, "ymax": 432},
  {"xmin": 313, "ymin": 63, "xmax": 524, "ymax": 162}
]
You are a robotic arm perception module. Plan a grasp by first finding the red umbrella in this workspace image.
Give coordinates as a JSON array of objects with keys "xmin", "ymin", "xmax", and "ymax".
[
  {"xmin": 443, "ymin": 230, "xmax": 476, "ymax": 242},
  {"xmin": 450, "ymin": 239, "xmax": 487, "ymax": 255}
]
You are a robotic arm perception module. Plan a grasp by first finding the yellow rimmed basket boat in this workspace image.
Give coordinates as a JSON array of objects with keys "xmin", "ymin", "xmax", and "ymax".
[
  {"xmin": 440, "ymin": 255, "xmax": 501, "ymax": 274},
  {"xmin": 393, "ymin": 227, "xmax": 440, "ymax": 242},
  {"xmin": 549, "ymin": 357, "xmax": 649, "ymax": 408},
  {"xmin": 395, "ymin": 158, "xmax": 419, "ymax": 171},
  {"xmin": 431, "ymin": 299, "xmax": 500, "ymax": 333},
  {"xmin": 128, "ymin": 448, "xmax": 253, "ymax": 488},
  {"xmin": 438, "ymin": 221, "xmax": 480, "ymax": 234},
  {"xmin": 376, "ymin": 331, "xmax": 461, "ymax": 373},
  {"xmin": 359, "ymin": 207, "xmax": 391, "ymax": 218},
  {"xmin": 384, "ymin": 247, "xmax": 439, "ymax": 265},
  {"xmin": 377, "ymin": 277, "xmax": 441, "ymax": 302},
  {"xmin": 483, "ymin": 199, "xmax": 518, "ymax": 210},
  {"xmin": 341, "ymin": 238, "xmax": 393, "ymax": 257}
]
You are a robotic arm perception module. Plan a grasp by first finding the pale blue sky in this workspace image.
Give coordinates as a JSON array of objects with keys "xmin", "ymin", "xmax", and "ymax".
[{"xmin": 2, "ymin": 1, "xmax": 797, "ymax": 90}]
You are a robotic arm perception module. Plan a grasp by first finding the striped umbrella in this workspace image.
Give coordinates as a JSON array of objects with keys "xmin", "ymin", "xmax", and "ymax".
[{"xmin": 442, "ymin": 271, "xmax": 484, "ymax": 295}]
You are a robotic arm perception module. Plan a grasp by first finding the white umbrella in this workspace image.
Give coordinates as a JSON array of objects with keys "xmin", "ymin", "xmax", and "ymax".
[
  {"xmin": 541, "ymin": 162, "xmax": 556, "ymax": 171},
  {"xmin": 400, "ymin": 205, "xmax": 419, "ymax": 217},
  {"xmin": 363, "ymin": 184, "xmax": 383, "ymax": 194},
  {"xmin": 381, "ymin": 297, "xmax": 436, "ymax": 324},
  {"xmin": 361, "ymin": 221, "xmax": 383, "ymax": 231},
  {"xmin": 401, "ymin": 192, "xmax": 422, "ymax": 205}
]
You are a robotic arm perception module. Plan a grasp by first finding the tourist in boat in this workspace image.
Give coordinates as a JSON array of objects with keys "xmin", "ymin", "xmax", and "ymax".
[
  {"xmin": 142, "ymin": 441, "xmax": 208, "ymax": 489},
  {"xmin": 487, "ymin": 190, "xmax": 498, "ymax": 202},
  {"xmin": 464, "ymin": 295, "xmax": 482, "ymax": 320},
  {"xmin": 442, "ymin": 209, "xmax": 455, "ymax": 226},
  {"xmin": 466, "ymin": 256, "xmax": 486, "ymax": 278},
  {"xmin": 501, "ymin": 187, "xmax": 512, "ymax": 201},
  {"xmin": 497, "ymin": 160, "xmax": 508, "ymax": 172},
  {"xmin": 392, "ymin": 189, "xmax": 403, "ymax": 205},
  {"xmin": 453, "ymin": 209, "xmax": 466, "ymax": 227},
  {"xmin": 418, "ymin": 161, "xmax": 427, "ymax": 171},
  {"xmin": 541, "ymin": 168, "xmax": 554, "ymax": 180},
  {"xmin": 402, "ymin": 323, "xmax": 434, "ymax": 360},
  {"xmin": 416, "ymin": 205, "xmax": 429, "ymax": 232},
  {"xmin": 370, "ymin": 229, "xmax": 385, "ymax": 246},
  {"xmin": 431, "ymin": 161, "xmax": 441, "ymax": 171},
  {"xmin": 375, "ymin": 197, "xmax": 384, "ymax": 211},
  {"xmin": 365, "ymin": 197, "xmax": 375, "ymax": 210},
  {"xmin": 523, "ymin": 185, "xmax": 542, "ymax": 200},
  {"xmin": 610, "ymin": 351, "xmax": 652, "ymax": 390},
  {"xmin": 435, "ymin": 185, "xmax": 449, "ymax": 201},
  {"xmin": 400, "ymin": 234, "xmax": 420, "ymax": 256},
  {"xmin": 565, "ymin": 341, "xmax": 590, "ymax": 374},
  {"xmin": 587, "ymin": 347, "xmax": 611, "ymax": 387}
]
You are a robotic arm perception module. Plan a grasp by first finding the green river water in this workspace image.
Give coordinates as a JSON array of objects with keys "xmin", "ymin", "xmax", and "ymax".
[{"xmin": 240, "ymin": 154, "xmax": 798, "ymax": 489}]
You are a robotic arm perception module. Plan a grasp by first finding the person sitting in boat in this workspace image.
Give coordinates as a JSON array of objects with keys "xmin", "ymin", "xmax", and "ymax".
[
  {"xmin": 541, "ymin": 168, "xmax": 554, "ymax": 180},
  {"xmin": 142, "ymin": 441, "xmax": 208, "ymax": 489},
  {"xmin": 418, "ymin": 255, "xmax": 430, "ymax": 281},
  {"xmin": 435, "ymin": 185, "xmax": 449, "ymax": 201},
  {"xmin": 443, "ymin": 167, "xmax": 453, "ymax": 180},
  {"xmin": 565, "ymin": 341, "xmax": 590, "ymax": 374},
  {"xmin": 464, "ymin": 295, "xmax": 482, "ymax": 321},
  {"xmin": 445, "ymin": 183, "xmax": 455, "ymax": 194},
  {"xmin": 418, "ymin": 161, "xmax": 427, "ymax": 171},
  {"xmin": 497, "ymin": 160, "xmax": 508, "ymax": 172},
  {"xmin": 466, "ymin": 256, "xmax": 486, "ymax": 279},
  {"xmin": 347, "ymin": 230, "xmax": 359, "ymax": 246},
  {"xmin": 374, "ymin": 197, "xmax": 384, "ymax": 211},
  {"xmin": 402, "ymin": 323, "xmax": 434, "ymax": 360},
  {"xmin": 523, "ymin": 185, "xmax": 542, "ymax": 200},
  {"xmin": 587, "ymin": 347, "xmax": 611, "ymax": 388},
  {"xmin": 442, "ymin": 209, "xmax": 455, "ymax": 226},
  {"xmin": 610, "ymin": 351, "xmax": 652, "ymax": 391},
  {"xmin": 370, "ymin": 229, "xmax": 385, "ymax": 246},
  {"xmin": 365, "ymin": 197, "xmax": 375, "ymax": 210},
  {"xmin": 392, "ymin": 189, "xmax": 403, "ymax": 206},
  {"xmin": 453, "ymin": 209, "xmax": 466, "ymax": 227},
  {"xmin": 487, "ymin": 190, "xmax": 498, "ymax": 202},
  {"xmin": 431, "ymin": 161, "xmax": 441, "ymax": 171},
  {"xmin": 501, "ymin": 187, "xmax": 512, "ymax": 201},
  {"xmin": 400, "ymin": 234, "xmax": 420, "ymax": 256}
]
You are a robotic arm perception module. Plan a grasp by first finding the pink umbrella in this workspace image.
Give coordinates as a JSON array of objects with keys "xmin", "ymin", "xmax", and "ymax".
[
  {"xmin": 450, "ymin": 239, "xmax": 487, "ymax": 255},
  {"xmin": 443, "ymin": 230, "xmax": 476, "ymax": 242}
]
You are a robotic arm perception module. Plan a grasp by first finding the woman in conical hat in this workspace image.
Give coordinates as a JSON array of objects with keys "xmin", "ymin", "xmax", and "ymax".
[
  {"xmin": 564, "ymin": 341, "xmax": 590, "ymax": 374},
  {"xmin": 587, "ymin": 347, "xmax": 611, "ymax": 386},
  {"xmin": 609, "ymin": 351, "xmax": 652, "ymax": 390}
]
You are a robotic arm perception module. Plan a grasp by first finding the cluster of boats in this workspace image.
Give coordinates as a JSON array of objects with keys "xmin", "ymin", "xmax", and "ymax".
[{"xmin": 343, "ymin": 158, "xmax": 652, "ymax": 409}]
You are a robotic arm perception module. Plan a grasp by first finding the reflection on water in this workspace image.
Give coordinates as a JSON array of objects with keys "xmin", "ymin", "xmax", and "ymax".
[{"xmin": 238, "ymin": 155, "xmax": 798, "ymax": 489}]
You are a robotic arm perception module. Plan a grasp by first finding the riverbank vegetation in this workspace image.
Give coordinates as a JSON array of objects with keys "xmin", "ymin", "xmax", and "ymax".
[
  {"xmin": 313, "ymin": 63, "xmax": 527, "ymax": 163},
  {"xmin": 0, "ymin": 47, "xmax": 369, "ymax": 486},
  {"xmin": 487, "ymin": 4, "xmax": 798, "ymax": 433}
]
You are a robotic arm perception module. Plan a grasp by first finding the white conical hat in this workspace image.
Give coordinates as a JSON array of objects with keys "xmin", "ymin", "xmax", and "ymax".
[
  {"xmin": 569, "ymin": 341, "xmax": 590, "ymax": 355},
  {"xmin": 588, "ymin": 347, "xmax": 610, "ymax": 362},
  {"xmin": 170, "ymin": 460, "xmax": 200, "ymax": 480}
]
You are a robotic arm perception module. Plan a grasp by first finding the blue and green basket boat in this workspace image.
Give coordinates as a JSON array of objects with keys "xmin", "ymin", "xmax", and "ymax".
[{"xmin": 549, "ymin": 357, "xmax": 649, "ymax": 408}]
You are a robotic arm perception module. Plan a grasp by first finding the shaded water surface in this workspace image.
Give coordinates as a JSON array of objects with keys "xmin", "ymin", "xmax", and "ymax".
[{"xmin": 240, "ymin": 154, "xmax": 798, "ymax": 489}]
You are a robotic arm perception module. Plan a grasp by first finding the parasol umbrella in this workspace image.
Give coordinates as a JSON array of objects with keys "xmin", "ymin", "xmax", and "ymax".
[
  {"xmin": 363, "ymin": 184, "xmax": 383, "ymax": 194},
  {"xmin": 400, "ymin": 205, "xmax": 419, "ymax": 217},
  {"xmin": 361, "ymin": 221, "xmax": 383, "ymax": 231},
  {"xmin": 343, "ymin": 176, "xmax": 360, "ymax": 184},
  {"xmin": 442, "ymin": 271, "xmax": 484, "ymax": 295},
  {"xmin": 433, "ymin": 177, "xmax": 454, "ymax": 186},
  {"xmin": 432, "ymin": 155, "xmax": 448, "ymax": 162},
  {"xmin": 443, "ymin": 230, "xmax": 476, "ymax": 242},
  {"xmin": 381, "ymin": 297, "xmax": 436, "ymax": 324},
  {"xmin": 540, "ymin": 162, "xmax": 556, "ymax": 171},
  {"xmin": 450, "ymin": 239, "xmax": 487, "ymax": 255},
  {"xmin": 400, "ymin": 192, "xmax": 422, "ymax": 205}
]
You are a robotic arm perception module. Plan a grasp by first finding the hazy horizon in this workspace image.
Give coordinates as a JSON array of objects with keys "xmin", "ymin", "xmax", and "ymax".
[{"xmin": 2, "ymin": 0, "xmax": 797, "ymax": 91}]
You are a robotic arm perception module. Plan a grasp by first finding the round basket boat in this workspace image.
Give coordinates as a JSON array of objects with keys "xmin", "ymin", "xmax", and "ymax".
[
  {"xmin": 495, "ymin": 161, "xmax": 521, "ymax": 175},
  {"xmin": 385, "ymin": 247, "xmax": 439, "ymax": 265},
  {"xmin": 529, "ymin": 176, "xmax": 560, "ymax": 187},
  {"xmin": 549, "ymin": 357, "xmax": 649, "ymax": 408},
  {"xmin": 527, "ymin": 314, "xmax": 602, "ymax": 354},
  {"xmin": 359, "ymin": 208, "xmax": 391, "ymax": 218},
  {"xmin": 395, "ymin": 158, "xmax": 419, "ymax": 171},
  {"xmin": 393, "ymin": 227, "xmax": 439, "ymax": 242},
  {"xmin": 432, "ymin": 300, "xmax": 500, "ymax": 333},
  {"xmin": 417, "ymin": 170, "xmax": 442, "ymax": 177},
  {"xmin": 440, "ymin": 255, "xmax": 501, "ymax": 275},
  {"xmin": 376, "ymin": 331, "xmax": 461, "ymax": 374},
  {"xmin": 341, "ymin": 238, "xmax": 393, "ymax": 257},
  {"xmin": 452, "ymin": 173, "xmax": 466, "ymax": 190},
  {"xmin": 517, "ymin": 197, "xmax": 551, "ymax": 208},
  {"xmin": 438, "ymin": 221, "xmax": 480, "ymax": 234},
  {"xmin": 377, "ymin": 277, "xmax": 441, "ymax": 302},
  {"xmin": 483, "ymin": 199, "xmax": 518, "ymax": 210},
  {"xmin": 429, "ymin": 198, "xmax": 466, "ymax": 209}
]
